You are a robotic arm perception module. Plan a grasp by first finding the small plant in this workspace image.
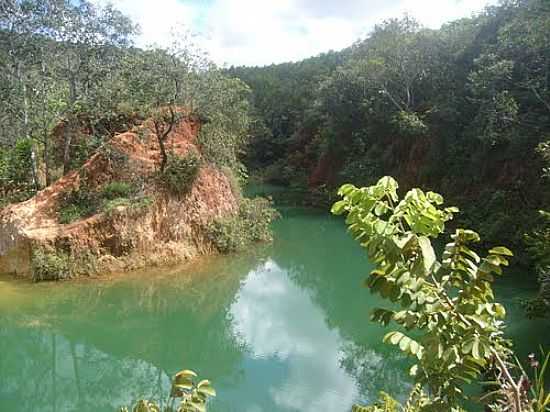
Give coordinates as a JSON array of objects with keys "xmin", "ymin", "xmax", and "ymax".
[
  {"xmin": 206, "ymin": 197, "xmax": 279, "ymax": 254},
  {"xmin": 58, "ymin": 187, "xmax": 99, "ymax": 224},
  {"xmin": 102, "ymin": 181, "xmax": 134, "ymax": 200},
  {"xmin": 157, "ymin": 152, "xmax": 201, "ymax": 197},
  {"xmin": 102, "ymin": 196, "xmax": 152, "ymax": 216},
  {"xmin": 120, "ymin": 369, "xmax": 215, "ymax": 412},
  {"xmin": 31, "ymin": 248, "xmax": 71, "ymax": 281}
]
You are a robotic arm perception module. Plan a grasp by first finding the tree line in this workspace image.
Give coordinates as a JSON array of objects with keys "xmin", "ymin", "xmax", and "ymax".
[
  {"xmin": 229, "ymin": 0, "xmax": 550, "ymax": 317},
  {"xmin": 0, "ymin": 0, "xmax": 252, "ymax": 207}
]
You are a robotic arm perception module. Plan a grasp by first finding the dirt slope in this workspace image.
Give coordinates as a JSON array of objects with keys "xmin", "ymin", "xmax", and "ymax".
[{"xmin": 0, "ymin": 115, "xmax": 238, "ymax": 280}]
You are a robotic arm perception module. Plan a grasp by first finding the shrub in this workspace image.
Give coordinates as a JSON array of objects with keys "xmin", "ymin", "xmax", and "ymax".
[
  {"xmin": 102, "ymin": 181, "xmax": 134, "ymax": 200},
  {"xmin": 102, "ymin": 195, "xmax": 153, "ymax": 216},
  {"xmin": 221, "ymin": 165, "xmax": 243, "ymax": 200},
  {"xmin": 58, "ymin": 187, "xmax": 100, "ymax": 224},
  {"xmin": 157, "ymin": 152, "xmax": 201, "ymax": 196},
  {"xmin": 332, "ymin": 176, "xmax": 550, "ymax": 411},
  {"xmin": 31, "ymin": 248, "xmax": 71, "ymax": 281},
  {"xmin": 206, "ymin": 197, "xmax": 279, "ymax": 253}
]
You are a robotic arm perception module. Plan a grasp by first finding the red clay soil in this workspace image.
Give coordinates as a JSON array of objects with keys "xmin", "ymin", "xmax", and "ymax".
[{"xmin": 0, "ymin": 114, "xmax": 238, "ymax": 279}]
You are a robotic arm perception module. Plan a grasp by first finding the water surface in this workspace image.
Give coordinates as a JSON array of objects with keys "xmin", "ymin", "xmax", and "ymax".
[{"xmin": 1, "ymin": 207, "xmax": 548, "ymax": 411}]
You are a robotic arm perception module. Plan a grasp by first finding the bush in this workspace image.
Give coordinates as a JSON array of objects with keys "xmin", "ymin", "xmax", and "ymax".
[
  {"xmin": 0, "ymin": 139, "xmax": 36, "ymax": 205},
  {"xmin": 102, "ymin": 195, "xmax": 152, "ymax": 216},
  {"xmin": 58, "ymin": 187, "xmax": 100, "ymax": 224},
  {"xmin": 158, "ymin": 152, "xmax": 201, "ymax": 196},
  {"xmin": 31, "ymin": 248, "xmax": 71, "ymax": 281},
  {"xmin": 206, "ymin": 197, "xmax": 279, "ymax": 253},
  {"xmin": 102, "ymin": 181, "xmax": 134, "ymax": 200}
]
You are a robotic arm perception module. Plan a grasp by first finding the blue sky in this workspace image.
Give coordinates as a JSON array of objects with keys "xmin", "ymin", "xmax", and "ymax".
[{"xmin": 97, "ymin": 0, "xmax": 497, "ymax": 67}]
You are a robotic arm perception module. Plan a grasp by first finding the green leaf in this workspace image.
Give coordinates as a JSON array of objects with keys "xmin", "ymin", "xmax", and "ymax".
[
  {"xmin": 197, "ymin": 380, "xmax": 216, "ymax": 397},
  {"xmin": 383, "ymin": 331, "xmax": 404, "ymax": 345},
  {"xmin": 418, "ymin": 236, "xmax": 436, "ymax": 273},
  {"xmin": 331, "ymin": 200, "xmax": 347, "ymax": 215},
  {"xmin": 489, "ymin": 246, "xmax": 513, "ymax": 256}
]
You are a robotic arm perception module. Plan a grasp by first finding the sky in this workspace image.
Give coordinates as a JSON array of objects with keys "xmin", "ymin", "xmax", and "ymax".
[{"xmin": 97, "ymin": 0, "xmax": 497, "ymax": 67}]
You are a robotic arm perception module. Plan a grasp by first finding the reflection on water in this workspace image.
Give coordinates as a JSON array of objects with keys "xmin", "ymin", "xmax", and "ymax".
[
  {"xmin": 0, "ymin": 208, "xmax": 548, "ymax": 412},
  {"xmin": 230, "ymin": 259, "xmax": 359, "ymax": 411}
]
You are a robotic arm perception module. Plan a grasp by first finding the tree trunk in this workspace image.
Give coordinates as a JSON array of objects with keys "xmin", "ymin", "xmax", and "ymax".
[{"xmin": 63, "ymin": 119, "xmax": 73, "ymax": 175}]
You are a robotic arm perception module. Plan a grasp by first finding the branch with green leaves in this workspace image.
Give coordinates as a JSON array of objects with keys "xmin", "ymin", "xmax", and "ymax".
[
  {"xmin": 332, "ymin": 176, "xmax": 513, "ymax": 411},
  {"xmin": 121, "ymin": 369, "xmax": 215, "ymax": 412}
]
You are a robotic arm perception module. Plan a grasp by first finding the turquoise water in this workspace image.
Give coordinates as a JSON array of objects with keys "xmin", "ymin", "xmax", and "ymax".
[{"xmin": 0, "ymin": 207, "xmax": 549, "ymax": 411}]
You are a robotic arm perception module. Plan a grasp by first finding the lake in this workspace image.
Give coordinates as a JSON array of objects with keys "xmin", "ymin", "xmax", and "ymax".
[{"xmin": 1, "ymin": 206, "xmax": 549, "ymax": 411}]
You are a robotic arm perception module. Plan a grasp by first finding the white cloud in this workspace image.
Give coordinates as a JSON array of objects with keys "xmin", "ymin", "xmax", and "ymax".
[
  {"xmin": 229, "ymin": 259, "xmax": 361, "ymax": 412},
  {"xmin": 101, "ymin": 0, "xmax": 496, "ymax": 66},
  {"xmin": 96, "ymin": 0, "xmax": 198, "ymax": 48}
]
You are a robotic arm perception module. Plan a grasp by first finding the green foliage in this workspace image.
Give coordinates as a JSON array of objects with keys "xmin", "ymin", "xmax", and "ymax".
[
  {"xmin": 58, "ymin": 186, "xmax": 100, "ymax": 224},
  {"xmin": 157, "ymin": 152, "xmax": 201, "ymax": 197},
  {"xmin": 352, "ymin": 393, "xmax": 400, "ymax": 412},
  {"xmin": 206, "ymin": 197, "xmax": 279, "ymax": 254},
  {"xmin": 58, "ymin": 178, "xmax": 149, "ymax": 223},
  {"xmin": 102, "ymin": 181, "xmax": 135, "ymax": 200},
  {"xmin": 31, "ymin": 248, "xmax": 71, "ymax": 282},
  {"xmin": 333, "ymin": 176, "xmax": 513, "ymax": 411},
  {"xmin": 352, "ymin": 386, "xmax": 434, "ymax": 412},
  {"xmin": 524, "ymin": 210, "xmax": 550, "ymax": 318},
  {"xmin": 102, "ymin": 196, "xmax": 153, "ymax": 217},
  {"xmin": 196, "ymin": 72, "xmax": 252, "ymax": 173},
  {"xmin": 235, "ymin": 0, "xmax": 550, "ymax": 293},
  {"xmin": 391, "ymin": 111, "xmax": 428, "ymax": 137},
  {"xmin": 0, "ymin": 139, "xmax": 35, "ymax": 204},
  {"xmin": 121, "ymin": 369, "xmax": 215, "ymax": 412}
]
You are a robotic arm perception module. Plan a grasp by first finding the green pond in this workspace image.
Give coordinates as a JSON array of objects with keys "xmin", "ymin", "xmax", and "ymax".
[{"xmin": 1, "ymin": 206, "xmax": 549, "ymax": 412}]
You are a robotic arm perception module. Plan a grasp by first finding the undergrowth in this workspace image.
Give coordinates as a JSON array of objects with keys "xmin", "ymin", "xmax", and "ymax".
[
  {"xmin": 157, "ymin": 152, "xmax": 201, "ymax": 197},
  {"xmin": 31, "ymin": 248, "xmax": 71, "ymax": 281},
  {"xmin": 206, "ymin": 197, "xmax": 279, "ymax": 253},
  {"xmin": 58, "ymin": 180, "xmax": 151, "ymax": 223}
]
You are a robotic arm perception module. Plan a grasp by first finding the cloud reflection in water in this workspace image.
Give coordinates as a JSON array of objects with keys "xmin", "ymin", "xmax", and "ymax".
[{"xmin": 229, "ymin": 259, "xmax": 360, "ymax": 412}]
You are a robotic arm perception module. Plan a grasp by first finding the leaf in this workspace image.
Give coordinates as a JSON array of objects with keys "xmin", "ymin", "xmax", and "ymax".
[
  {"xmin": 174, "ymin": 370, "xmax": 197, "ymax": 387},
  {"xmin": 383, "ymin": 331, "xmax": 404, "ymax": 345},
  {"xmin": 418, "ymin": 236, "xmax": 436, "ymax": 273},
  {"xmin": 378, "ymin": 176, "xmax": 399, "ymax": 201},
  {"xmin": 488, "ymin": 246, "xmax": 513, "ymax": 256},
  {"xmin": 331, "ymin": 200, "xmax": 347, "ymax": 215},
  {"xmin": 399, "ymin": 336, "xmax": 411, "ymax": 351},
  {"xmin": 472, "ymin": 337, "xmax": 481, "ymax": 360},
  {"xmin": 197, "ymin": 380, "xmax": 216, "ymax": 397},
  {"xmin": 338, "ymin": 184, "xmax": 356, "ymax": 196}
]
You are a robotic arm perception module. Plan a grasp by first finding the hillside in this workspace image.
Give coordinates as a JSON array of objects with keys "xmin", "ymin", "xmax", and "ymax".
[{"xmin": 0, "ymin": 114, "xmax": 239, "ymax": 280}]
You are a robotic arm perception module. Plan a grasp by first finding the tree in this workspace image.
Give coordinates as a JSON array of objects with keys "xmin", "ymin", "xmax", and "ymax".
[{"xmin": 332, "ymin": 177, "xmax": 549, "ymax": 412}]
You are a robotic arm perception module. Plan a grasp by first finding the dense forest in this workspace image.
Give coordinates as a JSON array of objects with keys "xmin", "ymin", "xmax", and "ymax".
[{"xmin": 228, "ymin": 0, "xmax": 550, "ymax": 317}]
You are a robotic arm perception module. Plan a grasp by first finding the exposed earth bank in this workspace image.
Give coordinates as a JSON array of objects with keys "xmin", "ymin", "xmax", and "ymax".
[{"xmin": 0, "ymin": 114, "xmax": 239, "ymax": 280}]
